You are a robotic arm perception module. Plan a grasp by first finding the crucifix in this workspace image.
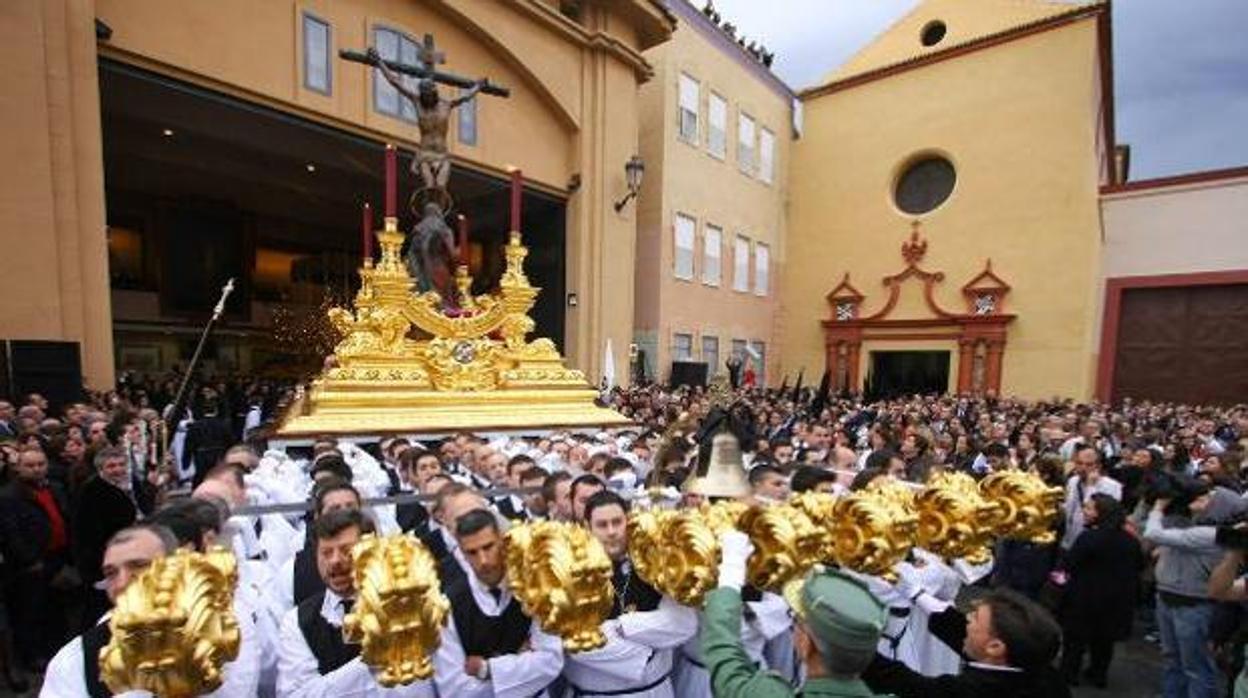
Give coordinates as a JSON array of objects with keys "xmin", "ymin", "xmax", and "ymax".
[
  {"xmin": 340, "ymin": 34, "xmax": 509, "ymax": 193},
  {"xmin": 341, "ymin": 34, "xmax": 510, "ymax": 306}
]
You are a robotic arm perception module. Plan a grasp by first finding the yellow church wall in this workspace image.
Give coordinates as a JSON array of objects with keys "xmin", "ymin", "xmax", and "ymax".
[
  {"xmin": 786, "ymin": 18, "xmax": 1105, "ymax": 399},
  {"xmin": 93, "ymin": 0, "xmax": 579, "ymax": 189}
]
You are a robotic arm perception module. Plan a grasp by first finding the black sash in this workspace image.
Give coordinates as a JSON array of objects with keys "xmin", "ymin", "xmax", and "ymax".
[
  {"xmin": 296, "ymin": 592, "xmax": 360, "ymax": 675},
  {"xmin": 80, "ymin": 622, "xmax": 113, "ymax": 698},
  {"xmin": 447, "ymin": 579, "xmax": 531, "ymax": 658},
  {"xmin": 609, "ymin": 560, "xmax": 662, "ymax": 619},
  {"xmin": 292, "ymin": 546, "xmax": 326, "ymax": 606}
]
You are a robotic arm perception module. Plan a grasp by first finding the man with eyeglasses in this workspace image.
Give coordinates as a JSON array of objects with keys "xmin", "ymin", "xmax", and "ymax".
[{"xmin": 41, "ymin": 523, "xmax": 261, "ymax": 697}]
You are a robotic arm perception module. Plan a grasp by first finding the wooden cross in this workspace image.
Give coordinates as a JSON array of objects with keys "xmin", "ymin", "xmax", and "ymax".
[{"xmin": 417, "ymin": 34, "xmax": 445, "ymax": 72}]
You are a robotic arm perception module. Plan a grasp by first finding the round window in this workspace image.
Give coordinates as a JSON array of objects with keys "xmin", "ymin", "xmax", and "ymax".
[
  {"xmin": 921, "ymin": 20, "xmax": 947, "ymax": 47},
  {"xmin": 894, "ymin": 156, "xmax": 956, "ymax": 215}
]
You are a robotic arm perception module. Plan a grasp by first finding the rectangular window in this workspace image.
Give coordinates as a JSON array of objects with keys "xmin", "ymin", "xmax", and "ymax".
[
  {"xmin": 701, "ymin": 335, "xmax": 720, "ymax": 376},
  {"xmin": 673, "ymin": 333, "xmax": 694, "ymax": 361},
  {"xmin": 302, "ymin": 13, "xmax": 331, "ymax": 95},
  {"xmin": 702, "ymin": 225, "xmax": 722, "ymax": 286},
  {"xmin": 733, "ymin": 235, "xmax": 750, "ymax": 291},
  {"xmin": 731, "ymin": 339, "xmax": 748, "ymax": 365},
  {"xmin": 738, "ymin": 112, "xmax": 756, "ymax": 175},
  {"xmin": 674, "ymin": 214, "xmax": 696, "ymax": 280},
  {"xmin": 458, "ymin": 87, "xmax": 477, "ymax": 146},
  {"xmin": 759, "ymin": 128, "xmax": 775, "ymax": 184},
  {"xmin": 708, "ymin": 93, "xmax": 727, "ymax": 158},
  {"xmin": 373, "ymin": 27, "xmax": 418, "ymax": 122},
  {"xmin": 754, "ymin": 242, "xmax": 769, "ymax": 296},
  {"xmin": 678, "ymin": 73, "xmax": 699, "ymax": 143}
]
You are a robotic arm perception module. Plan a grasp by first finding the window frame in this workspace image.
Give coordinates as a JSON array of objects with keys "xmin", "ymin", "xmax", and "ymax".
[
  {"xmin": 372, "ymin": 26, "xmax": 419, "ymax": 123},
  {"xmin": 301, "ymin": 12, "xmax": 332, "ymax": 95},
  {"xmin": 678, "ymin": 72, "xmax": 700, "ymax": 144},
  {"xmin": 702, "ymin": 224, "xmax": 722, "ymax": 287},
  {"xmin": 701, "ymin": 335, "xmax": 720, "ymax": 376},
  {"xmin": 673, "ymin": 213, "xmax": 697, "ymax": 281},
  {"xmin": 738, "ymin": 111, "xmax": 756, "ymax": 176},
  {"xmin": 732, "ymin": 234, "xmax": 751, "ymax": 292},
  {"xmin": 759, "ymin": 127, "xmax": 775, "ymax": 184},
  {"xmin": 707, "ymin": 92, "xmax": 727, "ymax": 159},
  {"xmin": 457, "ymin": 86, "xmax": 478, "ymax": 146},
  {"xmin": 754, "ymin": 242, "xmax": 770, "ymax": 296},
  {"xmin": 672, "ymin": 332, "xmax": 694, "ymax": 362}
]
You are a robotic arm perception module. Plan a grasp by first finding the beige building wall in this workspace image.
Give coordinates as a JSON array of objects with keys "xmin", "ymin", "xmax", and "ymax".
[
  {"xmin": 0, "ymin": 0, "xmax": 672, "ymax": 388},
  {"xmin": 0, "ymin": 0, "xmax": 114, "ymax": 388},
  {"xmin": 636, "ymin": 0, "xmax": 791, "ymax": 385},
  {"xmin": 785, "ymin": 12, "xmax": 1108, "ymax": 399},
  {"xmin": 1101, "ymin": 173, "xmax": 1248, "ymax": 279}
]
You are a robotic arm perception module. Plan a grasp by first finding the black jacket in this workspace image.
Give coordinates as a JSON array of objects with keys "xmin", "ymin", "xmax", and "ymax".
[
  {"xmin": 863, "ymin": 605, "xmax": 1070, "ymax": 698},
  {"xmin": 71, "ymin": 476, "xmax": 137, "ymax": 585},
  {"xmin": 0, "ymin": 481, "xmax": 68, "ymax": 572},
  {"xmin": 1063, "ymin": 524, "xmax": 1145, "ymax": 640}
]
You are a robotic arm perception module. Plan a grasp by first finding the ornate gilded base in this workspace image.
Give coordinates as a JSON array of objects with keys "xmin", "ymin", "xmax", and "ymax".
[{"xmin": 276, "ymin": 220, "xmax": 629, "ymax": 437}]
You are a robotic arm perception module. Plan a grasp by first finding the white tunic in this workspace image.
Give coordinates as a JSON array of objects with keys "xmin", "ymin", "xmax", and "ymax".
[
  {"xmin": 433, "ymin": 570, "xmax": 565, "ymax": 698},
  {"xmin": 41, "ymin": 606, "xmax": 261, "ymax": 698},
  {"xmin": 276, "ymin": 589, "xmax": 435, "ymax": 698},
  {"xmin": 560, "ymin": 596, "xmax": 697, "ymax": 698}
]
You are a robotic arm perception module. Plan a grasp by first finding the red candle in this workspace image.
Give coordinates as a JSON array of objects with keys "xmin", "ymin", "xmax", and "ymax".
[
  {"xmin": 384, "ymin": 144, "xmax": 397, "ymax": 217},
  {"xmin": 509, "ymin": 168, "xmax": 522, "ymax": 232},
  {"xmin": 362, "ymin": 202, "xmax": 373, "ymax": 261},
  {"xmin": 457, "ymin": 214, "xmax": 468, "ymax": 266}
]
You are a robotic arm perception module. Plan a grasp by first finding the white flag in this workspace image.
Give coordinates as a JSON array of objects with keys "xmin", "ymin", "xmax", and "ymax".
[{"xmin": 603, "ymin": 338, "xmax": 617, "ymax": 390}]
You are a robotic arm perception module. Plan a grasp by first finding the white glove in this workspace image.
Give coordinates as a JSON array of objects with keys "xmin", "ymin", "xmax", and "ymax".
[{"xmin": 718, "ymin": 531, "xmax": 754, "ymax": 591}]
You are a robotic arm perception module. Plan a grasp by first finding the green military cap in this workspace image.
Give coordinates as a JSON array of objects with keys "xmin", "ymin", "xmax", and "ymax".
[{"xmin": 782, "ymin": 566, "xmax": 888, "ymax": 655}]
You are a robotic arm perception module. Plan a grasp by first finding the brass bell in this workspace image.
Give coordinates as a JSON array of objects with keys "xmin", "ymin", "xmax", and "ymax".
[{"xmin": 684, "ymin": 431, "xmax": 751, "ymax": 499}]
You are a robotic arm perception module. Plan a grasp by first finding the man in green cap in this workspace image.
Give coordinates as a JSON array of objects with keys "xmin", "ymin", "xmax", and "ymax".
[{"xmin": 701, "ymin": 530, "xmax": 894, "ymax": 697}]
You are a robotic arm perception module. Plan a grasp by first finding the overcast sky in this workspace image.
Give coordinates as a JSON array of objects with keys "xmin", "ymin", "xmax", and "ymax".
[{"xmin": 709, "ymin": 0, "xmax": 1248, "ymax": 179}]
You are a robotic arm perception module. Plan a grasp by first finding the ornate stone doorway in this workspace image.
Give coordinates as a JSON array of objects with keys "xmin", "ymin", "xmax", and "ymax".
[{"xmin": 821, "ymin": 224, "xmax": 1016, "ymax": 395}]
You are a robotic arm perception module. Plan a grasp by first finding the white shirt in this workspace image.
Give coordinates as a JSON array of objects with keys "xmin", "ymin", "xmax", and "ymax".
[
  {"xmin": 42, "ymin": 607, "xmax": 260, "ymax": 698},
  {"xmin": 1061, "ymin": 474, "xmax": 1123, "ymax": 549},
  {"xmin": 432, "ymin": 569, "xmax": 564, "ymax": 698},
  {"xmin": 276, "ymin": 589, "xmax": 435, "ymax": 698},
  {"xmin": 562, "ymin": 596, "xmax": 697, "ymax": 698}
]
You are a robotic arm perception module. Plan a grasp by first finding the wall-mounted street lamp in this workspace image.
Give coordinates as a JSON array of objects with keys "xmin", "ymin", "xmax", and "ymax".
[{"xmin": 613, "ymin": 155, "xmax": 645, "ymax": 212}]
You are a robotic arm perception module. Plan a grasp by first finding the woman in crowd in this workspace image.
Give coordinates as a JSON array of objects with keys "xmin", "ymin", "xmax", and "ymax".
[{"xmin": 1059, "ymin": 493, "xmax": 1144, "ymax": 688}]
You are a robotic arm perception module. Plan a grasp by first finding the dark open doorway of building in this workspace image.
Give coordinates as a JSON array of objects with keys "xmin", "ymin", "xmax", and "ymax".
[
  {"xmin": 99, "ymin": 59, "xmax": 566, "ymax": 378},
  {"xmin": 868, "ymin": 350, "xmax": 950, "ymax": 399}
]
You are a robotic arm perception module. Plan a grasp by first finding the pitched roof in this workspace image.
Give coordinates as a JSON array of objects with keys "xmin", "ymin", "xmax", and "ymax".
[{"xmin": 815, "ymin": 0, "xmax": 1101, "ymax": 87}]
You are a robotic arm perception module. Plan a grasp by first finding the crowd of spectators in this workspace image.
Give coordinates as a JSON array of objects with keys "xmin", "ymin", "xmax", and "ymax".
[{"xmin": 0, "ymin": 371, "xmax": 1245, "ymax": 695}]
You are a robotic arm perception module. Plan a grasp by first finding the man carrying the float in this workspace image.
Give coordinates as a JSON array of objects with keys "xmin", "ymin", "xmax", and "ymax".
[
  {"xmin": 433, "ymin": 508, "xmax": 564, "ymax": 697},
  {"xmin": 560, "ymin": 490, "xmax": 698, "ymax": 697},
  {"xmin": 276, "ymin": 508, "xmax": 435, "ymax": 697},
  {"xmin": 42, "ymin": 523, "xmax": 261, "ymax": 697}
]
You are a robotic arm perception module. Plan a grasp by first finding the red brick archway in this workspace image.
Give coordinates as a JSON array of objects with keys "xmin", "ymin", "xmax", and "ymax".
[{"xmin": 822, "ymin": 225, "xmax": 1016, "ymax": 394}]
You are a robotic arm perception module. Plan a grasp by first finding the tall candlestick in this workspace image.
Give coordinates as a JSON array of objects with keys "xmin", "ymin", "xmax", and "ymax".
[
  {"xmin": 509, "ymin": 168, "xmax": 522, "ymax": 233},
  {"xmin": 362, "ymin": 202, "xmax": 373, "ymax": 261},
  {"xmin": 384, "ymin": 144, "xmax": 397, "ymax": 218},
  {"xmin": 457, "ymin": 214, "xmax": 469, "ymax": 266}
]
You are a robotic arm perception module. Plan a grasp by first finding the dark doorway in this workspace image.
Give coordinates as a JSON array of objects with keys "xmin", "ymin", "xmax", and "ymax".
[
  {"xmin": 1112, "ymin": 284, "xmax": 1248, "ymax": 405},
  {"xmin": 868, "ymin": 350, "xmax": 950, "ymax": 398}
]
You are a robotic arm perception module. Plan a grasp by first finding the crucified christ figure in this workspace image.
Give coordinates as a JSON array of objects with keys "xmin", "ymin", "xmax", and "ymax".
[{"xmin": 367, "ymin": 47, "xmax": 484, "ymax": 193}]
